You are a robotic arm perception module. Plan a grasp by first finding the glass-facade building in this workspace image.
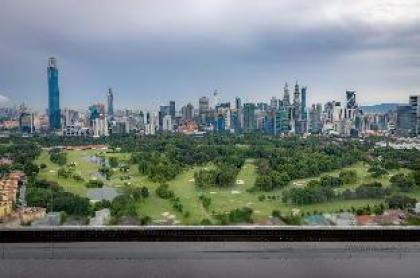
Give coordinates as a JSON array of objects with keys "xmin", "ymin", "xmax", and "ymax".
[{"xmin": 48, "ymin": 57, "xmax": 61, "ymax": 130}]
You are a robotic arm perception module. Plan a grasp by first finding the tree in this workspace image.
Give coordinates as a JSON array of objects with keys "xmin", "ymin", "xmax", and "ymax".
[
  {"xmin": 390, "ymin": 173, "xmax": 415, "ymax": 192},
  {"xmin": 108, "ymin": 157, "xmax": 119, "ymax": 168},
  {"xmin": 155, "ymin": 183, "xmax": 174, "ymax": 199},
  {"xmin": 86, "ymin": 179, "xmax": 104, "ymax": 188},
  {"xmin": 412, "ymin": 170, "xmax": 420, "ymax": 187},
  {"xmin": 386, "ymin": 195, "xmax": 417, "ymax": 210},
  {"xmin": 339, "ymin": 170, "xmax": 357, "ymax": 184}
]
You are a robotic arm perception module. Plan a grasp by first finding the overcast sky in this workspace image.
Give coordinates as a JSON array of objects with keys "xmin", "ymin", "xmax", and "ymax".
[{"xmin": 0, "ymin": 0, "xmax": 419, "ymax": 112}]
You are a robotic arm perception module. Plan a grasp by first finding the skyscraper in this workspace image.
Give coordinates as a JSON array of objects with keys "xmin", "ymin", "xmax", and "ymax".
[
  {"xmin": 235, "ymin": 97, "xmax": 242, "ymax": 111},
  {"xmin": 346, "ymin": 90, "xmax": 357, "ymax": 109},
  {"xmin": 396, "ymin": 104, "xmax": 415, "ymax": 136},
  {"xmin": 199, "ymin": 97, "xmax": 209, "ymax": 115},
  {"xmin": 107, "ymin": 88, "xmax": 114, "ymax": 118},
  {"xmin": 409, "ymin": 95, "xmax": 420, "ymax": 136},
  {"xmin": 283, "ymin": 83, "xmax": 290, "ymax": 106},
  {"xmin": 169, "ymin": 101, "xmax": 176, "ymax": 118},
  {"xmin": 181, "ymin": 103, "xmax": 194, "ymax": 121},
  {"xmin": 300, "ymin": 87, "xmax": 307, "ymax": 120},
  {"xmin": 293, "ymin": 82, "xmax": 300, "ymax": 120},
  {"xmin": 47, "ymin": 57, "xmax": 61, "ymax": 129},
  {"xmin": 243, "ymin": 103, "xmax": 256, "ymax": 133}
]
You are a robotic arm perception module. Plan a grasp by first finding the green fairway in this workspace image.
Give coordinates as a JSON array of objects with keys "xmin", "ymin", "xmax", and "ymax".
[{"xmin": 35, "ymin": 148, "xmax": 416, "ymax": 224}]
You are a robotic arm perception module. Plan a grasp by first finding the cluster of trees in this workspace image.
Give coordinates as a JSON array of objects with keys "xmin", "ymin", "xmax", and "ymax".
[
  {"xmin": 26, "ymin": 179, "xmax": 91, "ymax": 216},
  {"xmin": 253, "ymin": 170, "xmax": 290, "ymax": 191},
  {"xmin": 0, "ymin": 141, "xmax": 41, "ymax": 178},
  {"xmin": 215, "ymin": 207, "xmax": 253, "ymax": 224},
  {"xmin": 155, "ymin": 183, "xmax": 175, "ymax": 199},
  {"xmin": 85, "ymin": 179, "xmax": 104, "ymax": 188},
  {"xmin": 252, "ymin": 138, "xmax": 364, "ymax": 192},
  {"xmin": 194, "ymin": 164, "xmax": 240, "ymax": 188},
  {"xmin": 135, "ymin": 152, "xmax": 182, "ymax": 182},
  {"xmin": 341, "ymin": 182, "xmax": 390, "ymax": 200},
  {"xmin": 389, "ymin": 173, "xmax": 415, "ymax": 192},
  {"xmin": 155, "ymin": 183, "xmax": 184, "ymax": 212},
  {"xmin": 198, "ymin": 194, "xmax": 212, "ymax": 210},
  {"xmin": 108, "ymin": 184, "xmax": 150, "ymax": 218},
  {"xmin": 49, "ymin": 148, "xmax": 67, "ymax": 165},
  {"xmin": 282, "ymin": 185, "xmax": 335, "ymax": 205},
  {"xmin": 386, "ymin": 195, "xmax": 417, "ymax": 210}
]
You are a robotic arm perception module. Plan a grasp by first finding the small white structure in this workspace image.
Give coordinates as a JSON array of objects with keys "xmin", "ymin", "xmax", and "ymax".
[
  {"xmin": 326, "ymin": 212, "xmax": 357, "ymax": 226},
  {"xmin": 415, "ymin": 203, "xmax": 420, "ymax": 214},
  {"xmin": 89, "ymin": 208, "xmax": 111, "ymax": 226}
]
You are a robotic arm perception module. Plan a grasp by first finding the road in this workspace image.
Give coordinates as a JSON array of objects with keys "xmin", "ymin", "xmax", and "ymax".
[{"xmin": 1, "ymin": 242, "xmax": 420, "ymax": 277}]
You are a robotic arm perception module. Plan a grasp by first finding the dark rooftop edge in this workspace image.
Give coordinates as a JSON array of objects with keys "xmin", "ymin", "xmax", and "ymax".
[{"xmin": 2, "ymin": 226, "xmax": 420, "ymax": 242}]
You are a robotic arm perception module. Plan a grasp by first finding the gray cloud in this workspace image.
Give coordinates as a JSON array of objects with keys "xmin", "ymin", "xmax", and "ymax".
[{"xmin": 0, "ymin": 0, "xmax": 420, "ymax": 111}]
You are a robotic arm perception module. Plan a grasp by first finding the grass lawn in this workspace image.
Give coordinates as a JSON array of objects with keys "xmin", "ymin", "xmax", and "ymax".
[{"xmin": 35, "ymin": 149, "xmax": 418, "ymax": 224}]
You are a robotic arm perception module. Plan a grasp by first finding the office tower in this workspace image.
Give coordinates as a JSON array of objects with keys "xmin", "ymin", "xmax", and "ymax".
[
  {"xmin": 264, "ymin": 109, "xmax": 276, "ymax": 135},
  {"xmin": 235, "ymin": 97, "xmax": 243, "ymax": 130},
  {"xmin": 235, "ymin": 97, "xmax": 242, "ymax": 111},
  {"xmin": 300, "ymin": 87, "xmax": 307, "ymax": 120},
  {"xmin": 270, "ymin": 97, "xmax": 278, "ymax": 110},
  {"xmin": 275, "ymin": 106, "xmax": 290, "ymax": 135},
  {"xmin": 47, "ymin": 57, "xmax": 61, "ymax": 129},
  {"xmin": 181, "ymin": 103, "xmax": 193, "ymax": 121},
  {"xmin": 162, "ymin": 115, "xmax": 172, "ymax": 131},
  {"xmin": 159, "ymin": 105, "xmax": 170, "ymax": 131},
  {"xmin": 283, "ymin": 83, "xmax": 290, "ymax": 106},
  {"xmin": 293, "ymin": 82, "xmax": 300, "ymax": 120},
  {"xmin": 256, "ymin": 102, "xmax": 268, "ymax": 111},
  {"xmin": 346, "ymin": 90, "xmax": 357, "ymax": 109},
  {"xmin": 169, "ymin": 101, "xmax": 176, "ymax": 118},
  {"xmin": 199, "ymin": 97, "xmax": 210, "ymax": 115},
  {"xmin": 396, "ymin": 104, "xmax": 415, "ymax": 136},
  {"xmin": 409, "ymin": 95, "xmax": 420, "ymax": 135},
  {"xmin": 215, "ymin": 113, "xmax": 226, "ymax": 132},
  {"xmin": 243, "ymin": 103, "xmax": 256, "ymax": 133},
  {"xmin": 107, "ymin": 88, "xmax": 114, "ymax": 118},
  {"xmin": 309, "ymin": 103, "xmax": 323, "ymax": 134}
]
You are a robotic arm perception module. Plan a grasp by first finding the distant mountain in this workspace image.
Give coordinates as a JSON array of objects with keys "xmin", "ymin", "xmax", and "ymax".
[{"xmin": 360, "ymin": 103, "xmax": 400, "ymax": 114}]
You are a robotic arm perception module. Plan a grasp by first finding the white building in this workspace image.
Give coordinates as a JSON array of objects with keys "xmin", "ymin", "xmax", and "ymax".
[{"xmin": 162, "ymin": 115, "xmax": 172, "ymax": 131}]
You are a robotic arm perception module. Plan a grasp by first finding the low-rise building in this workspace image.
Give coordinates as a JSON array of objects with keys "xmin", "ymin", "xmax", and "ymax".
[{"xmin": 89, "ymin": 208, "xmax": 111, "ymax": 226}]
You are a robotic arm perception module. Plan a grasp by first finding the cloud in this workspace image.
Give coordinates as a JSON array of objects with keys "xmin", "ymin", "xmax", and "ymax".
[
  {"xmin": 0, "ymin": 0, "xmax": 420, "ymax": 110},
  {"xmin": 0, "ymin": 94, "xmax": 10, "ymax": 103}
]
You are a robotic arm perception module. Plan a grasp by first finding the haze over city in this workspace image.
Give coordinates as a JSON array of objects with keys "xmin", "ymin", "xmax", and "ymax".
[{"xmin": 1, "ymin": 0, "xmax": 420, "ymax": 111}]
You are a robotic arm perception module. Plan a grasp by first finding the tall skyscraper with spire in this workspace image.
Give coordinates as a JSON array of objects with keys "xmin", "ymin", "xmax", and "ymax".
[
  {"xmin": 107, "ymin": 88, "xmax": 114, "ymax": 118},
  {"xmin": 47, "ymin": 57, "xmax": 61, "ymax": 130},
  {"xmin": 293, "ymin": 82, "xmax": 300, "ymax": 120}
]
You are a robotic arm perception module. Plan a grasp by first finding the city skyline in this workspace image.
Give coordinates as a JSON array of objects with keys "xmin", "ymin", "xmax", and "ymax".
[{"xmin": 1, "ymin": 0, "xmax": 420, "ymax": 110}]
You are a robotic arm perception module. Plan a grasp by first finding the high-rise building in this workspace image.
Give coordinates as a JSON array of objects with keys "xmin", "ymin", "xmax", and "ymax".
[
  {"xmin": 396, "ymin": 104, "xmax": 415, "ymax": 136},
  {"xmin": 162, "ymin": 115, "xmax": 172, "ymax": 131},
  {"xmin": 243, "ymin": 103, "xmax": 256, "ymax": 133},
  {"xmin": 283, "ymin": 83, "xmax": 290, "ymax": 106},
  {"xmin": 309, "ymin": 103, "xmax": 323, "ymax": 134},
  {"xmin": 270, "ymin": 97, "xmax": 278, "ymax": 110},
  {"xmin": 409, "ymin": 95, "xmax": 420, "ymax": 135},
  {"xmin": 169, "ymin": 101, "xmax": 176, "ymax": 118},
  {"xmin": 300, "ymin": 87, "xmax": 307, "ymax": 120},
  {"xmin": 181, "ymin": 103, "xmax": 194, "ymax": 121},
  {"xmin": 107, "ymin": 88, "xmax": 114, "ymax": 118},
  {"xmin": 346, "ymin": 90, "xmax": 357, "ymax": 109},
  {"xmin": 235, "ymin": 97, "xmax": 242, "ymax": 111},
  {"xmin": 159, "ymin": 105, "xmax": 170, "ymax": 131},
  {"xmin": 275, "ymin": 107, "xmax": 290, "ymax": 135},
  {"xmin": 47, "ymin": 57, "xmax": 61, "ymax": 129},
  {"xmin": 293, "ymin": 82, "xmax": 300, "ymax": 120},
  {"xmin": 199, "ymin": 97, "xmax": 210, "ymax": 115}
]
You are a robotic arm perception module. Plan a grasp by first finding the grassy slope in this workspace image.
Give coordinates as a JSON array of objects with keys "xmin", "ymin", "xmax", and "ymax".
[{"xmin": 35, "ymin": 149, "xmax": 417, "ymax": 224}]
